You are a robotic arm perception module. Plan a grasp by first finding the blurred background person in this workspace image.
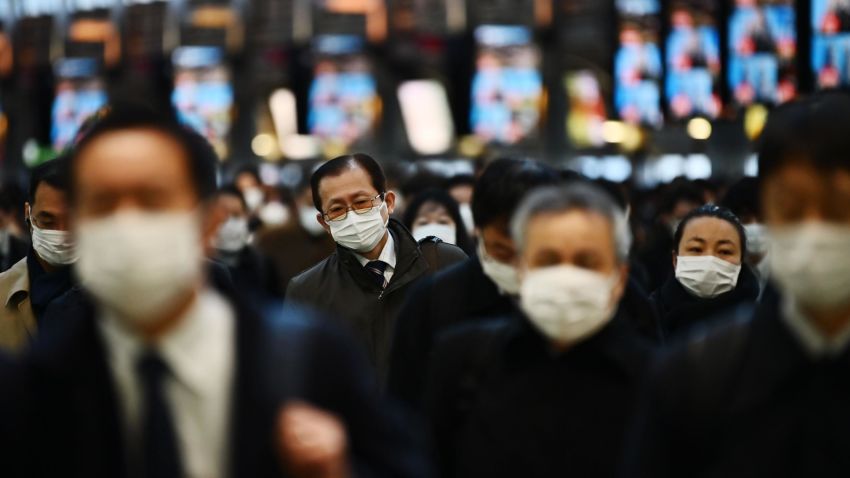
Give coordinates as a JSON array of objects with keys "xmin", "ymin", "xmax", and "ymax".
[
  {"xmin": 626, "ymin": 92, "xmax": 850, "ymax": 477},
  {"xmin": 0, "ymin": 156, "xmax": 76, "ymax": 353},
  {"xmin": 445, "ymin": 174, "xmax": 477, "ymax": 236},
  {"xmin": 285, "ymin": 153, "xmax": 467, "ymax": 384},
  {"xmin": 0, "ymin": 182, "xmax": 28, "ymax": 272},
  {"xmin": 402, "ymin": 188, "xmax": 475, "ymax": 255},
  {"xmin": 649, "ymin": 204, "xmax": 760, "ymax": 340},
  {"xmin": 721, "ymin": 176, "xmax": 770, "ymax": 291},
  {"xmin": 14, "ymin": 103, "xmax": 427, "ymax": 478},
  {"xmin": 388, "ymin": 158, "xmax": 559, "ymax": 409},
  {"xmin": 427, "ymin": 184, "xmax": 652, "ymax": 478},
  {"xmin": 636, "ymin": 181, "xmax": 705, "ymax": 292},
  {"xmin": 256, "ymin": 181, "xmax": 336, "ymax": 293},
  {"xmin": 210, "ymin": 185, "xmax": 281, "ymax": 302}
]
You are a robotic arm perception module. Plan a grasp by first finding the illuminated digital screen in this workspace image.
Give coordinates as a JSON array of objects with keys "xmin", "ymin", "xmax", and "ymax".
[
  {"xmin": 615, "ymin": 0, "xmax": 663, "ymax": 126},
  {"xmin": 666, "ymin": 1, "xmax": 721, "ymax": 118},
  {"xmin": 565, "ymin": 70, "xmax": 607, "ymax": 148},
  {"xmin": 307, "ymin": 35, "xmax": 379, "ymax": 150},
  {"xmin": 171, "ymin": 46, "xmax": 233, "ymax": 157},
  {"xmin": 812, "ymin": 0, "xmax": 850, "ymax": 88},
  {"xmin": 730, "ymin": 0, "xmax": 796, "ymax": 104},
  {"xmin": 51, "ymin": 58, "xmax": 107, "ymax": 151},
  {"xmin": 470, "ymin": 25, "xmax": 543, "ymax": 145}
]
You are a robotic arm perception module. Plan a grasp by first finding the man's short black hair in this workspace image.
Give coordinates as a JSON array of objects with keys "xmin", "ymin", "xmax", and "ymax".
[
  {"xmin": 69, "ymin": 101, "xmax": 219, "ymax": 202},
  {"xmin": 29, "ymin": 155, "xmax": 70, "ymax": 205},
  {"xmin": 444, "ymin": 173, "xmax": 476, "ymax": 190},
  {"xmin": 311, "ymin": 153, "xmax": 386, "ymax": 211},
  {"xmin": 659, "ymin": 182, "xmax": 704, "ymax": 216},
  {"xmin": 720, "ymin": 177, "xmax": 761, "ymax": 222},
  {"xmin": 216, "ymin": 184, "xmax": 248, "ymax": 211},
  {"xmin": 471, "ymin": 158, "xmax": 559, "ymax": 229},
  {"xmin": 759, "ymin": 91, "xmax": 850, "ymax": 179}
]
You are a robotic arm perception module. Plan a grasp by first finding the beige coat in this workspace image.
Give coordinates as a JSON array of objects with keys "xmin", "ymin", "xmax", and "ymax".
[{"xmin": 0, "ymin": 257, "xmax": 35, "ymax": 353}]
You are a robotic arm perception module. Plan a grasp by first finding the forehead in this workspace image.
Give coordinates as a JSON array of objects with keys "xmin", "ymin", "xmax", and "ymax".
[
  {"xmin": 32, "ymin": 182, "xmax": 67, "ymax": 209},
  {"xmin": 524, "ymin": 209, "xmax": 615, "ymax": 254},
  {"xmin": 318, "ymin": 164, "xmax": 376, "ymax": 202},
  {"xmin": 73, "ymin": 129, "xmax": 192, "ymax": 190},
  {"xmin": 417, "ymin": 200, "xmax": 449, "ymax": 216},
  {"xmin": 681, "ymin": 216, "xmax": 740, "ymax": 243}
]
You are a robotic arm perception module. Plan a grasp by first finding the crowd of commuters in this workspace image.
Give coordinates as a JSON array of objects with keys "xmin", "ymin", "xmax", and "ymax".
[{"xmin": 0, "ymin": 91, "xmax": 848, "ymax": 477}]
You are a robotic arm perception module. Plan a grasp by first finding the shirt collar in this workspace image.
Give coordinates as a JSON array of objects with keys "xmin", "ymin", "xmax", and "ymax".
[
  {"xmin": 781, "ymin": 295, "xmax": 850, "ymax": 358},
  {"xmin": 98, "ymin": 289, "xmax": 235, "ymax": 397},
  {"xmin": 353, "ymin": 230, "xmax": 397, "ymax": 270}
]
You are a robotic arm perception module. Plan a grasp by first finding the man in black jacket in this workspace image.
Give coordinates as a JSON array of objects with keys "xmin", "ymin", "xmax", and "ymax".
[
  {"xmin": 285, "ymin": 154, "xmax": 466, "ymax": 384},
  {"xmin": 625, "ymin": 92, "xmax": 850, "ymax": 477},
  {"xmin": 387, "ymin": 158, "xmax": 559, "ymax": 408},
  {"xmin": 3, "ymin": 104, "xmax": 427, "ymax": 478},
  {"xmin": 427, "ymin": 184, "xmax": 653, "ymax": 478}
]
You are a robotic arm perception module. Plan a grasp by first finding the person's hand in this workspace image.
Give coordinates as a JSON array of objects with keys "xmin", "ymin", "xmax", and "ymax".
[{"xmin": 278, "ymin": 401, "xmax": 351, "ymax": 478}]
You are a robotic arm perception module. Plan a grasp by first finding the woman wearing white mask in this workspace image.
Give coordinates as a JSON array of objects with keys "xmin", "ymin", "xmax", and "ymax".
[
  {"xmin": 649, "ymin": 204, "xmax": 760, "ymax": 339},
  {"xmin": 427, "ymin": 184, "xmax": 653, "ymax": 478},
  {"xmin": 401, "ymin": 188, "xmax": 475, "ymax": 255},
  {"xmin": 625, "ymin": 91, "xmax": 850, "ymax": 478}
]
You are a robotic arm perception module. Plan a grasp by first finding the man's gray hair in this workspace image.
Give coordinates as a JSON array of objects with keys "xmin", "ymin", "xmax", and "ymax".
[{"xmin": 510, "ymin": 183, "xmax": 633, "ymax": 263}]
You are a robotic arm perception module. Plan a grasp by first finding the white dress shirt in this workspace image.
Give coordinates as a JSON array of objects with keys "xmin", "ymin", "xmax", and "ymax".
[
  {"xmin": 98, "ymin": 289, "xmax": 236, "ymax": 478},
  {"xmin": 353, "ymin": 231, "xmax": 397, "ymax": 284},
  {"xmin": 782, "ymin": 296, "xmax": 850, "ymax": 358}
]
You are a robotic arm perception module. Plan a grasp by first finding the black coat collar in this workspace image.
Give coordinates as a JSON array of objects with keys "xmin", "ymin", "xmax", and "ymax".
[
  {"xmin": 336, "ymin": 219, "xmax": 428, "ymax": 294},
  {"xmin": 658, "ymin": 263, "xmax": 761, "ymax": 333},
  {"xmin": 464, "ymin": 255, "xmax": 516, "ymax": 315}
]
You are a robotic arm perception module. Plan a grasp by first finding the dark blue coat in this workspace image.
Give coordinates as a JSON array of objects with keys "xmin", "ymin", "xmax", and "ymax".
[{"xmin": 1, "ymin": 275, "xmax": 429, "ymax": 478}]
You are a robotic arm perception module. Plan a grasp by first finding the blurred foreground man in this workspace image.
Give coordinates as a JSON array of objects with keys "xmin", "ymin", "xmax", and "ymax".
[
  {"xmin": 626, "ymin": 92, "xmax": 850, "ymax": 477},
  {"xmin": 427, "ymin": 184, "xmax": 652, "ymax": 478},
  {"xmin": 0, "ymin": 158, "xmax": 76, "ymax": 353},
  {"xmin": 8, "ymin": 105, "xmax": 426, "ymax": 478},
  {"xmin": 388, "ymin": 158, "xmax": 559, "ymax": 407},
  {"xmin": 285, "ymin": 154, "xmax": 466, "ymax": 383}
]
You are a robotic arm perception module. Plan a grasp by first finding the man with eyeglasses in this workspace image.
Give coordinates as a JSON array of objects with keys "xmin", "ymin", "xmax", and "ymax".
[
  {"xmin": 0, "ymin": 156, "xmax": 76, "ymax": 353},
  {"xmin": 286, "ymin": 153, "xmax": 467, "ymax": 384}
]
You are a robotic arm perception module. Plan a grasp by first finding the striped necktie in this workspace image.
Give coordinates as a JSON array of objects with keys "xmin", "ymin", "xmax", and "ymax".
[{"xmin": 365, "ymin": 260, "xmax": 388, "ymax": 289}]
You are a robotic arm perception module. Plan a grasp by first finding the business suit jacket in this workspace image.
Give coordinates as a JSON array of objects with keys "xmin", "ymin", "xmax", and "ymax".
[{"xmin": 6, "ymin": 277, "xmax": 428, "ymax": 478}]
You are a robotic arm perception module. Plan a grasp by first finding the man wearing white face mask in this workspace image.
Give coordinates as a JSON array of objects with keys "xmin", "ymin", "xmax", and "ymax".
[
  {"xmin": 0, "ymin": 157, "xmax": 76, "ymax": 353},
  {"xmin": 426, "ymin": 184, "xmax": 652, "ymax": 478},
  {"xmin": 285, "ymin": 154, "xmax": 466, "ymax": 384},
  {"xmin": 648, "ymin": 204, "xmax": 760, "ymax": 339},
  {"xmin": 209, "ymin": 186, "xmax": 281, "ymax": 301},
  {"xmin": 627, "ymin": 92, "xmax": 850, "ymax": 477},
  {"xmin": 388, "ymin": 158, "xmax": 559, "ymax": 409},
  {"xmin": 8, "ymin": 104, "xmax": 428, "ymax": 478}
]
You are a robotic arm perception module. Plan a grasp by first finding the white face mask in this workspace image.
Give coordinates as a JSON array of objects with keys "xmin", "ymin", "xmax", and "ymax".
[
  {"xmin": 744, "ymin": 223, "xmax": 769, "ymax": 256},
  {"xmin": 412, "ymin": 223, "xmax": 457, "ymax": 245},
  {"xmin": 243, "ymin": 187, "xmax": 264, "ymax": 212},
  {"xmin": 328, "ymin": 202, "xmax": 388, "ymax": 253},
  {"xmin": 478, "ymin": 241, "xmax": 520, "ymax": 295},
  {"xmin": 520, "ymin": 265, "xmax": 619, "ymax": 345},
  {"xmin": 214, "ymin": 217, "xmax": 249, "ymax": 253},
  {"xmin": 675, "ymin": 255, "xmax": 742, "ymax": 299},
  {"xmin": 769, "ymin": 223, "xmax": 850, "ymax": 310},
  {"xmin": 298, "ymin": 205, "xmax": 326, "ymax": 236},
  {"xmin": 75, "ymin": 211, "xmax": 204, "ymax": 326},
  {"xmin": 459, "ymin": 203, "xmax": 475, "ymax": 234},
  {"xmin": 31, "ymin": 221, "xmax": 77, "ymax": 266},
  {"xmin": 258, "ymin": 201, "xmax": 290, "ymax": 227}
]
